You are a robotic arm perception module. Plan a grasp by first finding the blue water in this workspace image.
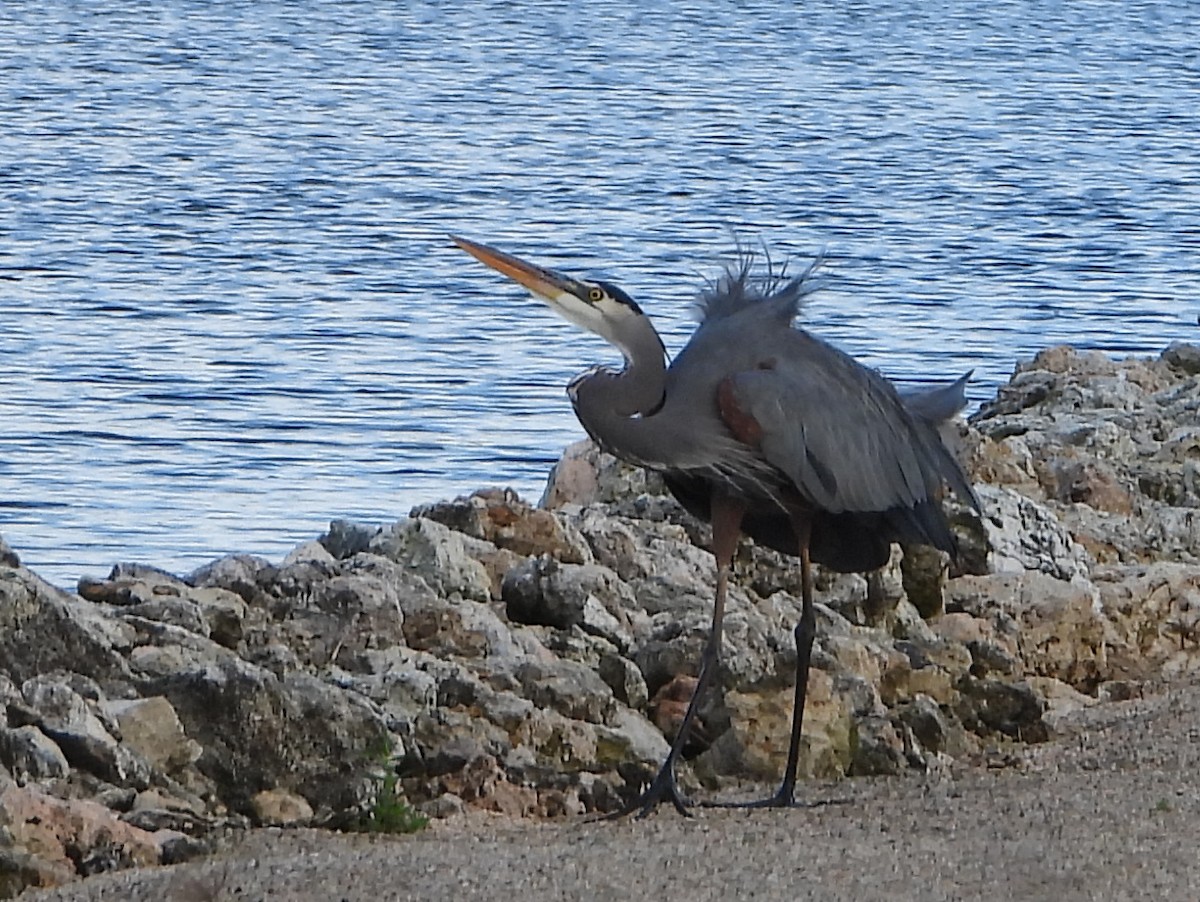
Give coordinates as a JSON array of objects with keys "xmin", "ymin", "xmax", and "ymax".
[{"xmin": 1, "ymin": 1, "xmax": 1197, "ymax": 588}]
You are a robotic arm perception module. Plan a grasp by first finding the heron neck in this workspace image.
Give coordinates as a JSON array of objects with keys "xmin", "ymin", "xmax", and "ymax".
[{"xmin": 570, "ymin": 321, "xmax": 673, "ymax": 465}]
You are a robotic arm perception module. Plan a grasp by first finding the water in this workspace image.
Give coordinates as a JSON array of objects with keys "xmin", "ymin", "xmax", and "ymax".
[{"xmin": 1, "ymin": 1, "xmax": 1197, "ymax": 589}]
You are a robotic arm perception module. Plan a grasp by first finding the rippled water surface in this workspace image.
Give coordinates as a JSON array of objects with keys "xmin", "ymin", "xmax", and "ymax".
[{"xmin": 2, "ymin": 1, "xmax": 1198, "ymax": 587}]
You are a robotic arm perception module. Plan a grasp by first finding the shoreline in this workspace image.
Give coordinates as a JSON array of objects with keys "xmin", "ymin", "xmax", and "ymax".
[{"xmin": 3, "ymin": 341, "xmax": 1199, "ymax": 899}]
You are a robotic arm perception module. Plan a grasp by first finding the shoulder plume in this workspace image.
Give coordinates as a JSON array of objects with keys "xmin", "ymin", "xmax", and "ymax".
[{"xmin": 695, "ymin": 244, "xmax": 824, "ymax": 325}]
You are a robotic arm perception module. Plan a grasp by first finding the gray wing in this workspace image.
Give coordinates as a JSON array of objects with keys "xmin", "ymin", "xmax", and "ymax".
[
  {"xmin": 723, "ymin": 336, "xmax": 974, "ymax": 517},
  {"xmin": 898, "ymin": 370, "xmax": 973, "ymax": 424}
]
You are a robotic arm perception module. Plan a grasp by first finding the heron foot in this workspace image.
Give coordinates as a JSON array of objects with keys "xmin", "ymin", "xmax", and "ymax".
[
  {"xmin": 700, "ymin": 783, "xmax": 796, "ymax": 810},
  {"xmin": 607, "ymin": 760, "xmax": 692, "ymax": 820},
  {"xmin": 700, "ymin": 788, "xmax": 853, "ymax": 811}
]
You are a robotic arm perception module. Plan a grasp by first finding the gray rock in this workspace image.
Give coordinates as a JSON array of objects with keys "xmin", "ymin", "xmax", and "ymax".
[
  {"xmin": 282, "ymin": 540, "xmax": 337, "ymax": 567},
  {"xmin": 100, "ymin": 696, "xmax": 203, "ymax": 775},
  {"xmin": 1162, "ymin": 341, "xmax": 1200, "ymax": 374},
  {"xmin": 188, "ymin": 586, "xmax": 248, "ymax": 648},
  {"xmin": 369, "ymin": 518, "xmax": 493, "ymax": 603},
  {"xmin": 413, "ymin": 489, "xmax": 592, "ymax": 564},
  {"xmin": 320, "ymin": 519, "xmax": 379, "ymax": 560},
  {"xmin": 901, "ymin": 544, "xmax": 951, "ymax": 619},
  {"xmin": 419, "ymin": 792, "xmax": 468, "ymax": 819},
  {"xmin": 0, "ymin": 568, "xmax": 134, "ymax": 688},
  {"xmin": 849, "ymin": 715, "xmax": 908, "ymax": 776},
  {"xmin": 954, "ymin": 678, "xmax": 1048, "ymax": 742},
  {"xmin": 597, "ymin": 652, "xmax": 649, "ymax": 709},
  {"xmin": 330, "ymin": 648, "xmax": 443, "ymax": 726},
  {"xmin": 0, "ymin": 725, "xmax": 70, "ymax": 782},
  {"xmin": 122, "ymin": 596, "xmax": 210, "ymax": 637},
  {"xmin": 256, "ymin": 555, "xmax": 409, "ymax": 670},
  {"xmin": 186, "ymin": 554, "xmax": 275, "ymax": 606},
  {"xmin": 130, "ymin": 640, "xmax": 392, "ymax": 817},
  {"xmin": 249, "ymin": 788, "xmax": 314, "ymax": 827},
  {"xmin": 596, "ymin": 706, "xmax": 671, "ymax": 770},
  {"xmin": 21, "ymin": 676, "xmax": 150, "ymax": 788},
  {"xmin": 976, "ymin": 484, "xmax": 1092, "ymax": 581},
  {"xmin": 0, "ymin": 532, "xmax": 20, "ymax": 567},
  {"xmin": 513, "ymin": 659, "xmax": 616, "ymax": 725},
  {"xmin": 540, "ymin": 439, "xmax": 668, "ymax": 510},
  {"xmin": 502, "ymin": 557, "xmax": 639, "ymax": 651},
  {"xmin": 896, "ymin": 694, "xmax": 962, "ymax": 757},
  {"xmin": 417, "ymin": 596, "xmax": 524, "ymax": 663}
]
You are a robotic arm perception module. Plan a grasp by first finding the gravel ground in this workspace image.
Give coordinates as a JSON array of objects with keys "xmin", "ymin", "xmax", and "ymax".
[{"xmin": 23, "ymin": 681, "xmax": 1200, "ymax": 902}]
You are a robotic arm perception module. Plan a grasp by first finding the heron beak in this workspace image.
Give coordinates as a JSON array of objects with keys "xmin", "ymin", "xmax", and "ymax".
[{"xmin": 451, "ymin": 235, "xmax": 584, "ymax": 305}]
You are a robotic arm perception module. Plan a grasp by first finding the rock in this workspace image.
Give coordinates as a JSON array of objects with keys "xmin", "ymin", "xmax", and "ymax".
[
  {"xmin": 187, "ymin": 587, "xmax": 248, "ymax": 648},
  {"xmin": 540, "ymin": 439, "xmax": 667, "ymax": 509},
  {"xmin": 881, "ymin": 637, "xmax": 972, "ymax": 708},
  {"xmin": 976, "ymin": 485, "xmax": 1092, "ymax": 582},
  {"xmin": 0, "ymin": 533, "xmax": 19, "ymax": 567},
  {"xmin": 697, "ymin": 668, "xmax": 854, "ymax": 784},
  {"xmin": 597, "ymin": 652, "xmax": 649, "ymax": 709},
  {"xmin": 0, "ymin": 784, "xmax": 165, "ymax": 890},
  {"xmin": 849, "ymin": 715, "xmax": 908, "ymax": 776},
  {"xmin": 0, "ymin": 847, "xmax": 76, "ymax": 897},
  {"xmin": 120, "ymin": 789, "xmax": 214, "ymax": 838},
  {"xmin": 967, "ymin": 344, "xmax": 1198, "ymax": 566},
  {"xmin": 964, "ymin": 432, "xmax": 1042, "ymax": 497},
  {"xmin": 890, "ymin": 597, "xmax": 939, "ymax": 643},
  {"xmin": 0, "ymin": 568, "xmax": 134, "ymax": 688},
  {"xmin": 1094, "ymin": 562, "xmax": 1200, "ymax": 682},
  {"xmin": 99, "ymin": 696, "xmax": 202, "ymax": 775},
  {"xmin": 413, "ymin": 489, "xmax": 591, "ymax": 564},
  {"xmin": 1048, "ymin": 458, "xmax": 1134, "ymax": 513},
  {"xmin": 900, "ymin": 543, "xmax": 951, "ymax": 618},
  {"xmin": 599, "ymin": 706, "xmax": 671, "ymax": 771},
  {"xmin": 1162, "ymin": 341, "xmax": 1200, "ymax": 374},
  {"xmin": 437, "ymin": 754, "xmax": 538, "ymax": 816},
  {"xmin": 249, "ymin": 788, "xmax": 314, "ymax": 826},
  {"xmin": 419, "ymin": 791, "xmax": 468, "ymax": 819},
  {"xmin": 502, "ymin": 557, "xmax": 639, "ymax": 651},
  {"xmin": 647, "ymin": 675, "xmax": 702, "ymax": 747},
  {"xmin": 863, "ymin": 557, "xmax": 906, "ymax": 626},
  {"xmin": 513, "ymin": 659, "xmax": 616, "ymax": 725},
  {"xmin": 948, "ymin": 572, "xmax": 1108, "ymax": 690},
  {"xmin": 130, "ymin": 640, "xmax": 392, "ymax": 818},
  {"xmin": 1025, "ymin": 676, "xmax": 1097, "ymax": 733},
  {"xmin": 319, "ymin": 519, "xmax": 378, "ymax": 560},
  {"xmin": 973, "ymin": 367, "xmax": 1062, "ymax": 422},
  {"xmin": 369, "ymin": 519, "xmax": 493, "ymax": 603},
  {"xmin": 0, "ymin": 725, "xmax": 70, "ymax": 783},
  {"xmin": 282, "ymin": 540, "xmax": 336, "ymax": 567},
  {"xmin": 186, "ymin": 554, "xmax": 274, "ymax": 607},
  {"xmin": 954, "ymin": 678, "xmax": 1048, "ymax": 742},
  {"xmin": 254, "ymin": 555, "xmax": 410, "ymax": 671},
  {"xmin": 21, "ymin": 676, "xmax": 150, "ymax": 788},
  {"xmin": 896, "ymin": 693, "xmax": 963, "ymax": 757},
  {"xmin": 403, "ymin": 594, "xmax": 525, "ymax": 668}
]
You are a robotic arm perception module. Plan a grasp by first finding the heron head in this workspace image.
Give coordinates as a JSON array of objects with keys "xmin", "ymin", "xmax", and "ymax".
[{"xmin": 451, "ymin": 236, "xmax": 647, "ymax": 344}]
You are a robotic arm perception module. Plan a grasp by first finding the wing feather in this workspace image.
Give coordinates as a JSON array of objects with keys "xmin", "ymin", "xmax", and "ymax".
[{"xmin": 723, "ymin": 334, "xmax": 965, "ymax": 518}]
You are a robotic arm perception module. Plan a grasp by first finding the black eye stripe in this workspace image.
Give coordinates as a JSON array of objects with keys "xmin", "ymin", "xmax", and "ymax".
[{"xmin": 594, "ymin": 280, "xmax": 645, "ymax": 316}]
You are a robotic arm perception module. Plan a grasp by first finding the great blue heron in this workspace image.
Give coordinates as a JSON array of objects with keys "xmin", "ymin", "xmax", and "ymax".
[{"xmin": 452, "ymin": 235, "xmax": 979, "ymax": 817}]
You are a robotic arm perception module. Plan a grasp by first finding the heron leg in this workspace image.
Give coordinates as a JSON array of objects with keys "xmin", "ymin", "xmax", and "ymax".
[
  {"xmin": 611, "ymin": 494, "xmax": 745, "ymax": 819},
  {"xmin": 770, "ymin": 531, "xmax": 816, "ymax": 806},
  {"xmin": 703, "ymin": 513, "xmax": 815, "ymax": 810}
]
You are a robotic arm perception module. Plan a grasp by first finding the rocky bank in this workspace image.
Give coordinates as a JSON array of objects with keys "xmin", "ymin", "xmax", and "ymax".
[{"xmin": 2, "ymin": 343, "xmax": 1199, "ymax": 897}]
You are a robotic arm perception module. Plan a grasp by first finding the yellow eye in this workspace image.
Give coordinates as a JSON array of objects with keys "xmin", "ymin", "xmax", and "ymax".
[{"xmin": 587, "ymin": 287, "xmax": 604, "ymax": 303}]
